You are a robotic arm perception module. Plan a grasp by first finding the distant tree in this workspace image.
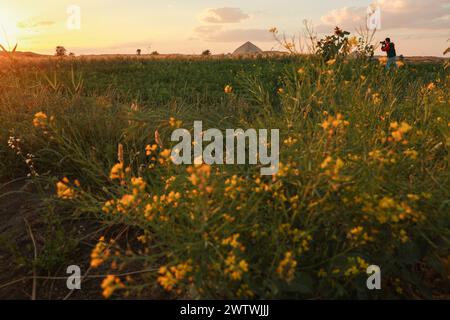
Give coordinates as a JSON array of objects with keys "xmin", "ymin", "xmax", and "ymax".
[
  {"xmin": 69, "ymin": 52, "xmax": 75, "ymax": 57},
  {"xmin": 136, "ymin": 49, "xmax": 141, "ymax": 56},
  {"xmin": 202, "ymin": 49, "xmax": 211, "ymax": 56},
  {"xmin": 55, "ymin": 46, "xmax": 67, "ymax": 57},
  {"xmin": 151, "ymin": 51, "xmax": 159, "ymax": 55}
]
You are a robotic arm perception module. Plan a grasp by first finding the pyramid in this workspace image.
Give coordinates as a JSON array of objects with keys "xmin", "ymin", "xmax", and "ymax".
[{"xmin": 232, "ymin": 41, "xmax": 263, "ymax": 55}]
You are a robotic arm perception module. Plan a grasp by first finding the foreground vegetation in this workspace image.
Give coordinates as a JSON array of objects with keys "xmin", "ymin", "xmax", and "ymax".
[{"xmin": 0, "ymin": 53, "xmax": 448, "ymax": 299}]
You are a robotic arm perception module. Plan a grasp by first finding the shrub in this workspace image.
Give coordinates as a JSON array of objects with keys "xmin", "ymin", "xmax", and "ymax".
[
  {"xmin": 316, "ymin": 27, "xmax": 352, "ymax": 60},
  {"xmin": 55, "ymin": 46, "xmax": 67, "ymax": 57},
  {"xmin": 202, "ymin": 49, "xmax": 212, "ymax": 56}
]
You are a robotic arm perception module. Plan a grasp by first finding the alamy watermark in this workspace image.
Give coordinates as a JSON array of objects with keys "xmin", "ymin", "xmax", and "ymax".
[
  {"xmin": 366, "ymin": 265, "xmax": 381, "ymax": 290},
  {"xmin": 170, "ymin": 121, "xmax": 279, "ymax": 176},
  {"xmin": 66, "ymin": 265, "xmax": 81, "ymax": 290},
  {"xmin": 67, "ymin": 5, "xmax": 81, "ymax": 30},
  {"xmin": 367, "ymin": 3, "xmax": 382, "ymax": 31}
]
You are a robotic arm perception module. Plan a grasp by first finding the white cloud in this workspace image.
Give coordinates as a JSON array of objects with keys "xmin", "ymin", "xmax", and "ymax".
[
  {"xmin": 200, "ymin": 7, "xmax": 249, "ymax": 24},
  {"xmin": 194, "ymin": 25, "xmax": 272, "ymax": 42},
  {"xmin": 194, "ymin": 7, "xmax": 271, "ymax": 43}
]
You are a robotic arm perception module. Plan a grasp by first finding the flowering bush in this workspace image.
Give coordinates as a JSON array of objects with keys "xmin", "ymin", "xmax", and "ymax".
[
  {"xmin": 316, "ymin": 27, "xmax": 352, "ymax": 60},
  {"xmin": 315, "ymin": 27, "xmax": 375, "ymax": 61}
]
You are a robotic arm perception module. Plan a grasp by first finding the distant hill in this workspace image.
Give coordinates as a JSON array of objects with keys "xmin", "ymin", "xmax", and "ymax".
[
  {"xmin": 233, "ymin": 42, "xmax": 263, "ymax": 55},
  {"xmin": 0, "ymin": 51, "xmax": 49, "ymax": 58}
]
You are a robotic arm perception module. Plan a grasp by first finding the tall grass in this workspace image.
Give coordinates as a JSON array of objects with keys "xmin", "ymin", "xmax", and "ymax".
[{"xmin": 0, "ymin": 55, "xmax": 448, "ymax": 299}]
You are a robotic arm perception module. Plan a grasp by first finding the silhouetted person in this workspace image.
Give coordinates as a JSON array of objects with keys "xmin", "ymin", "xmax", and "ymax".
[{"xmin": 381, "ymin": 38, "xmax": 397, "ymax": 70}]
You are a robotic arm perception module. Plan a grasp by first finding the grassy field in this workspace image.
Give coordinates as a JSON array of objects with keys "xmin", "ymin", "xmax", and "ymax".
[{"xmin": 0, "ymin": 55, "xmax": 448, "ymax": 299}]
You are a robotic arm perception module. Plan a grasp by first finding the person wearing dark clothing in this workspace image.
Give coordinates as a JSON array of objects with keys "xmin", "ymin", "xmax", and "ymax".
[{"xmin": 381, "ymin": 38, "xmax": 397, "ymax": 70}]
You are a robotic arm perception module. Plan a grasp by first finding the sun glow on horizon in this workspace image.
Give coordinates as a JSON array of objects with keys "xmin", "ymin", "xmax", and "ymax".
[{"xmin": 0, "ymin": 10, "xmax": 19, "ymax": 49}]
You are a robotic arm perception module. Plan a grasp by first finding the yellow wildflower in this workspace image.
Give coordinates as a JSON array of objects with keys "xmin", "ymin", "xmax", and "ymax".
[
  {"xmin": 159, "ymin": 149, "xmax": 172, "ymax": 164},
  {"xmin": 379, "ymin": 196, "xmax": 396, "ymax": 209},
  {"xmin": 321, "ymin": 156, "xmax": 333, "ymax": 169},
  {"xmin": 33, "ymin": 112, "xmax": 48, "ymax": 129},
  {"xmin": 158, "ymin": 260, "xmax": 193, "ymax": 291},
  {"xmin": 403, "ymin": 149, "xmax": 418, "ymax": 160},
  {"xmin": 390, "ymin": 121, "xmax": 412, "ymax": 142},
  {"xmin": 224, "ymin": 253, "xmax": 249, "ymax": 281},
  {"xmin": 187, "ymin": 164, "xmax": 212, "ymax": 193},
  {"xmin": 110, "ymin": 163, "xmax": 124, "ymax": 180},
  {"xmin": 222, "ymin": 234, "xmax": 245, "ymax": 252},
  {"xmin": 320, "ymin": 113, "xmax": 349, "ymax": 136},
  {"xmin": 399, "ymin": 229, "xmax": 409, "ymax": 243},
  {"xmin": 169, "ymin": 117, "xmax": 183, "ymax": 128},
  {"xmin": 350, "ymin": 226, "xmax": 363, "ymax": 236},
  {"xmin": 102, "ymin": 200, "xmax": 115, "ymax": 214},
  {"xmin": 101, "ymin": 275, "xmax": 124, "ymax": 299},
  {"xmin": 56, "ymin": 177, "xmax": 77, "ymax": 199},
  {"xmin": 276, "ymin": 251, "xmax": 297, "ymax": 283},
  {"xmin": 131, "ymin": 177, "xmax": 146, "ymax": 194},
  {"xmin": 283, "ymin": 136, "xmax": 298, "ymax": 146},
  {"xmin": 145, "ymin": 144, "xmax": 158, "ymax": 156},
  {"xmin": 237, "ymin": 284, "xmax": 254, "ymax": 298},
  {"xmin": 90, "ymin": 237, "xmax": 110, "ymax": 268},
  {"xmin": 318, "ymin": 268, "xmax": 327, "ymax": 278},
  {"xmin": 345, "ymin": 257, "xmax": 369, "ymax": 277},
  {"xmin": 372, "ymin": 93, "xmax": 382, "ymax": 105},
  {"xmin": 117, "ymin": 194, "xmax": 136, "ymax": 212},
  {"xmin": 407, "ymin": 194, "xmax": 420, "ymax": 201},
  {"xmin": 348, "ymin": 36, "xmax": 358, "ymax": 47},
  {"xmin": 224, "ymin": 85, "xmax": 233, "ymax": 94}
]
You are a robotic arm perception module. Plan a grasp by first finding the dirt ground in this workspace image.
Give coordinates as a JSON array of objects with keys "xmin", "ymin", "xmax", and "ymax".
[{"xmin": 0, "ymin": 179, "xmax": 104, "ymax": 299}]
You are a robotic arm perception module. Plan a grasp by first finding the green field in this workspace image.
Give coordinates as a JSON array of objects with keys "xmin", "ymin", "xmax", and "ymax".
[{"xmin": 0, "ymin": 55, "xmax": 448, "ymax": 299}]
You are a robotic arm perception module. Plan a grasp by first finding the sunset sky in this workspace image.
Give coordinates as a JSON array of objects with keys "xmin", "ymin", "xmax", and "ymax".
[{"xmin": 0, "ymin": 0, "xmax": 449, "ymax": 56}]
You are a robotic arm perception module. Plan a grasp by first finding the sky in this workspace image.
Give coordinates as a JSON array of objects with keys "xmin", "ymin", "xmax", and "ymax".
[{"xmin": 0, "ymin": 0, "xmax": 449, "ymax": 56}]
